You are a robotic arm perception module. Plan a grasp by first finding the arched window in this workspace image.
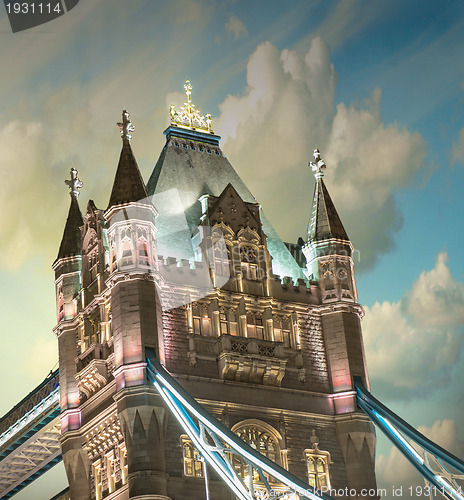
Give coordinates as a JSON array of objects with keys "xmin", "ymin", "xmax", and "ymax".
[
  {"xmin": 57, "ymin": 288, "xmax": 64, "ymax": 322},
  {"xmin": 137, "ymin": 227, "xmax": 150, "ymax": 267},
  {"xmin": 304, "ymin": 433, "xmax": 331, "ymax": 490},
  {"xmin": 213, "ymin": 239, "xmax": 230, "ymax": 276},
  {"xmin": 181, "ymin": 435, "xmax": 204, "ymax": 477},
  {"xmin": 120, "ymin": 228, "xmax": 133, "ymax": 267},
  {"xmin": 231, "ymin": 420, "xmax": 286, "ymax": 484},
  {"xmin": 240, "ymin": 245, "xmax": 258, "ymax": 281}
]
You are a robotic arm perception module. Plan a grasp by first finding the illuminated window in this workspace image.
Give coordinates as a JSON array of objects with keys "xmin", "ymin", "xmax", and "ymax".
[
  {"xmin": 247, "ymin": 313, "xmax": 264, "ymax": 339},
  {"xmin": 89, "ymin": 253, "xmax": 98, "ymax": 282},
  {"xmin": 273, "ymin": 316, "xmax": 292, "ymax": 347},
  {"xmin": 192, "ymin": 303, "xmax": 211, "ymax": 336},
  {"xmin": 57, "ymin": 289, "xmax": 64, "ymax": 322},
  {"xmin": 240, "ymin": 246, "xmax": 259, "ymax": 281},
  {"xmin": 304, "ymin": 438, "xmax": 331, "ymax": 489},
  {"xmin": 231, "ymin": 421, "xmax": 285, "ymax": 484},
  {"xmin": 181, "ymin": 436, "xmax": 204, "ymax": 477},
  {"xmin": 213, "ymin": 239, "xmax": 230, "ymax": 276}
]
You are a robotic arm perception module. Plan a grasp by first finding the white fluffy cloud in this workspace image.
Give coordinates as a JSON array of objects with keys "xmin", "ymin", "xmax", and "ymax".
[
  {"xmin": 363, "ymin": 252, "xmax": 464, "ymax": 397},
  {"xmin": 215, "ymin": 39, "xmax": 427, "ymax": 269}
]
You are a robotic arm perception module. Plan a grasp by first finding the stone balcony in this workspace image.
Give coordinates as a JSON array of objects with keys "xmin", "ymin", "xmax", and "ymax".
[{"xmin": 189, "ymin": 334, "xmax": 288, "ymax": 387}]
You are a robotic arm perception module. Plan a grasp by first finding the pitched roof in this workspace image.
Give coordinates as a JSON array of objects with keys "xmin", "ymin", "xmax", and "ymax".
[
  {"xmin": 107, "ymin": 140, "xmax": 148, "ymax": 209},
  {"xmin": 307, "ymin": 177, "xmax": 349, "ymax": 242},
  {"xmin": 56, "ymin": 194, "xmax": 84, "ymax": 260},
  {"xmin": 147, "ymin": 126, "xmax": 305, "ymax": 279}
]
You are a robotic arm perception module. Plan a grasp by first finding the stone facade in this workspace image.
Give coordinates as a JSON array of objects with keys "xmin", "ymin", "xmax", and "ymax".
[{"xmin": 53, "ymin": 103, "xmax": 378, "ymax": 499}]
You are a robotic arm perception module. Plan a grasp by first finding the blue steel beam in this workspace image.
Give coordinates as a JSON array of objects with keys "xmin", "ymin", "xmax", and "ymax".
[
  {"xmin": 354, "ymin": 377, "xmax": 464, "ymax": 500},
  {"xmin": 146, "ymin": 348, "xmax": 335, "ymax": 500}
]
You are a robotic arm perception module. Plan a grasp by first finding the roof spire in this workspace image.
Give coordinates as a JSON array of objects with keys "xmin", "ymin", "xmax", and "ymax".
[
  {"xmin": 107, "ymin": 110, "xmax": 148, "ymax": 209},
  {"xmin": 309, "ymin": 148, "xmax": 326, "ymax": 179},
  {"xmin": 117, "ymin": 110, "xmax": 135, "ymax": 143},
  {"xmin": 306, "ymin": 149, "xmax": 349, "ymax": 243},
  {"xmin": 65, "ymin": 167, "xmax": 83, "ymax": 198},
  {"xmin": 56, "ymin": 168, "xmax": 84, "ymax": 261},
  {"xmin": 169, "ymin": 79, "xmax": 214, "ymax": 134}
]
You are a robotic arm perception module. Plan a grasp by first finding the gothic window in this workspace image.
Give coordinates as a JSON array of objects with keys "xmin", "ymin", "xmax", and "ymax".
[
  {"xmin": 137, "ymin": 227, "xmax": 150, "ymax": 267},
  {"xmin": 247, "ymin": 312, "xmax": 264, "ymax": 339},
  {"xmin": 219, "ymin": 307, "xmax": 238, "ymax": 336},
  {"xmin": 213, "ymin": 239, "xmax": 230, "ymax": 276},
  {"xmin": 219, "ymin": 309, "xmax": 228, "ymax": 335},
  {"xmin": 240, "ymin": 245, "xmax": 259, "ymax": 281},
  {"xmin": 304, "ymin": 439, "xmax": 331, "ymax": 490},
  {"xmin": 231, "ymin": 421, "xmax": 284, "ymax": 484},
  {"xmin": 120, "ymin": 228, "xmax": 133, "ymax": 266},
  {"xmin": 181, "ymin": 435, "xmax": 204, "ymax": 477},
  {"xmin": 192, "ymin": 303, "xmax": 211, "ymax": 336},
  {"xmin": 273, "ymin": 316, "xmax": 292, "ymax": 347}
]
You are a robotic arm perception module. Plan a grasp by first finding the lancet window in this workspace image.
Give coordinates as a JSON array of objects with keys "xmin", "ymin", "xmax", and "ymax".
[
  {"xmin": 57, "ymin": 287, "xmax": 64, "ymax": 322},
  {"xmin": 120, "ymin": 227, "xmax": 133, "ymax": 267},
  {"xmin": 304, "ymin": 438, "xmax": 331, "ymax": 490},
  {"xmin": 181, "ymin": 435, "xmax": 204, "ymax": 477},
  {"xmin": 213, "ymin": 239, "xmax": 230, "ymax": 276},
  {"xmin": 105, "ymin": 451, "xmax": 116, "ymax": 493},
  {"xmin": 137, "ymin": 227, "xmax": 150, "ymax": 267},
  {"xmin": 240, "ymin": 245, "xmax": 259, "ymax": 281}
]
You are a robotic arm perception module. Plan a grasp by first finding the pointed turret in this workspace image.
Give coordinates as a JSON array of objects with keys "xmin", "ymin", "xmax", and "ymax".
[
  {"xmin": 307, "ymin": 149, "xmax": 349, "ymax": 242},
  {"xmin": 107, "ymin": 110, "xmax": 148, "ymax": 208},
  {"xmin": 302, "ymin": 149, "xmax": 357, "ymax": 303},
  {"xmin": 56, "ymin": 168, "xmax": 84, "ymax": 261}
]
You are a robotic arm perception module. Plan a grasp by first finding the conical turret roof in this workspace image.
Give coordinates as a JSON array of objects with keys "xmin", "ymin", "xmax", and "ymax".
[
  {"xmin": 306, "ymin": 149, "xmax": 349, "ymax": 243},
  {"xmin": 107, "ymin": 111, "xmax": 148, "ymax": 209},
  {"xmin": 56, "ymin": 169, "xmax": 84, "ymax": 261}
]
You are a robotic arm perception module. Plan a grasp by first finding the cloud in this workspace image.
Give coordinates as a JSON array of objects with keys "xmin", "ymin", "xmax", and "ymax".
[
  {"xmin": 214, "ymin": 39, "xmax": 427, "ymax": 269},
  {"xmin": 225, "ymin": 15, "xmax": 248, "ymax": 39},
  {"xmin": 377, "ymin": 419, "xmax": 464, "ymax": 498},
  {"xmin": 363, "ymin": 252, "xmax": 464, "ymax": 398}
]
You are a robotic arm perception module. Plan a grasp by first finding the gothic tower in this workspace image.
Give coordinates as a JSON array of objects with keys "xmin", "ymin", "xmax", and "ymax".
[{"xmin": 53, "ymin": 82, "xmax": 378, "ymax": 499}]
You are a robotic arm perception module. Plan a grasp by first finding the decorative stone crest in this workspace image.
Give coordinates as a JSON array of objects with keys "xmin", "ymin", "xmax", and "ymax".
[
  {"xmin": 309, "ymin": 148, "xmax": 326, "ymax": 178},
  {"xmin": 65, "ymin": 167, "xmax": 83, "ymax": 198},
  {"xmin": 117, "ymin": 110, "xmax": 135, "ymax": 142},
  {"xmin": 170, "ymin": 80, "xmax": 214, "ymax": 134}
]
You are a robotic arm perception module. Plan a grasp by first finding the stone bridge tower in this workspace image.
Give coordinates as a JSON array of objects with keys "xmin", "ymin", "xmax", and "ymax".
[{"xmin": 53, "ymin": 82, "xmax": 378, "ymax": 499}]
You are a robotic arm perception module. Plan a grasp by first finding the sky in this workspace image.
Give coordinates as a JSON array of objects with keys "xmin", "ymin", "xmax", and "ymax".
[{"xmin": 1, "ymin": 0, "xmax": 464, "ymax": 498}]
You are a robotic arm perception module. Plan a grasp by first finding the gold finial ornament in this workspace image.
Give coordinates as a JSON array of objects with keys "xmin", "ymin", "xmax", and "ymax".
[{"xmin": 170, "ymin": 80, "xmax": 214, "ymax": 134}]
